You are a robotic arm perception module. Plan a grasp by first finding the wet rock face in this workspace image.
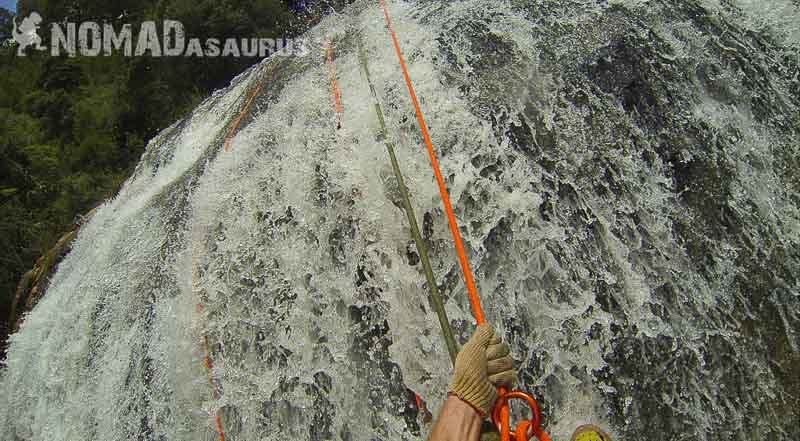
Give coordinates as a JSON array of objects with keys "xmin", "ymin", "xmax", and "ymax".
[
  {"xmin": 1, "ymin": 1, "xmax": 798, "ymax": 441},
  {"xmin": 427, "ymin": 0, "xmax": 799, "ymax": 438}
]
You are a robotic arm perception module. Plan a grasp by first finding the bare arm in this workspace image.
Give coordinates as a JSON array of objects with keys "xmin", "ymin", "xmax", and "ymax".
[
  {"xmin": 428, "ymin": 324, "xmax": 516, "ymax": 441},
  {"xmin": 428, "ymin": 395, "xmax": 483, "ymax": 441}
]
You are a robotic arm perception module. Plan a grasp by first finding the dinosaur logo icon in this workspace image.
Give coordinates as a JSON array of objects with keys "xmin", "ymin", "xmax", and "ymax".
[{"xmin": 11, "ymin": 12, "xmax": 47, "ymax": 56}]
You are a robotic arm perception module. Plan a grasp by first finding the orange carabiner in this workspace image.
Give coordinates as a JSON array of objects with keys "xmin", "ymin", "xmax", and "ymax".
[{"xmin": 491, "ymin": 390, "xmax": 550, "ymax": 441}]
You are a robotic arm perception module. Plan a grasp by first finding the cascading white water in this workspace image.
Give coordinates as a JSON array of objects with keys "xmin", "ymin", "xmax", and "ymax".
[{"xmin": 2, "ymin": 0, "xmax": 798, "ymax": 440}]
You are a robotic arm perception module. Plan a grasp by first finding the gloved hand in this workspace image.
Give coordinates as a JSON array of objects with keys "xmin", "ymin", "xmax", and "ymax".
[{"xmin": 448, "ymin": 324, "xmax": 517, "ymax": 416}]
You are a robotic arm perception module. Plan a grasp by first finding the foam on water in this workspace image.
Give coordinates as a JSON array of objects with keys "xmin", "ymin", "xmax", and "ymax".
[{"xmin": 2, "ymin": 1, "xmax": 798, "ymax": 440}]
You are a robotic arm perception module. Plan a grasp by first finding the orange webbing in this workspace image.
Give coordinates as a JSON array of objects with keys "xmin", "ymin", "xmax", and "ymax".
[
  {"xmin": 325, "ymin": 39, "xmax": 344, "ymax": 129},
  {"xmin": 377, "ymin": 0, "xmax": 485, "ymax": 325},
  {"xmin": 224, "ymin": 81, "xmax": 264, "ymax": 152},
  {"xmin": 377, "ymin": 2, "xmax": 549, "ymax": 441}
]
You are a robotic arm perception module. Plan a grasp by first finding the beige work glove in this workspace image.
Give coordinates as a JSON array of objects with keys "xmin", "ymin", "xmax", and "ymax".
[{"xmin": 449, "ymin": 324, "xmax": 517, "ymax": 416}]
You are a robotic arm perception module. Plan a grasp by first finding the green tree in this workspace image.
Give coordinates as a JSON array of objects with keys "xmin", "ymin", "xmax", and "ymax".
[{"xmin": 0, "ymin": 8, "xmax": 12, "ymax": 43}]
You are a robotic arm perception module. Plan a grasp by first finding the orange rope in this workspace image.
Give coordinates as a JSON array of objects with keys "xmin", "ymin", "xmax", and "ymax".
[
  {"xmin": 414, "ymin": 392, "xmax": 433, "ymax": 423},
  {"xmin": 377, "ymin": 0, "xmax": 485, "ymax": 325},
  {"xmin": 325, "ymin": 39, "xmax": 345, "ymax": 129},
  {"xmin": 224, "ymin": 82, "xmax": 264, "ymax": 152},
  {"xmin": 201, "ymin": 333, "xmax": 227, "ymax": 441},
  {"xmin": 194, "ymin": 301, "xmax": 226, "ymax": 441},
  {"xmin": 377, "ymin": 2, "xmax": 549, "ymax": 441}
]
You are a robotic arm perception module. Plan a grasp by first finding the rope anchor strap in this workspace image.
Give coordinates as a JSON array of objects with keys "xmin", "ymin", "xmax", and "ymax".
[{"xmin": 376, "ymin": 1, "xmax": 551, "ymax": 440}]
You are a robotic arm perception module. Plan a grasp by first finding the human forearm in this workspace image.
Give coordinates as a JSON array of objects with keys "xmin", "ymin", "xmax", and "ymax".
[
  {"xmin": 429, "ymin": 325, "xmax": 516, "ymax": 441},
  {"xmin": 428, "ymin": 394, "xmax": 483, "ymax": 441}
]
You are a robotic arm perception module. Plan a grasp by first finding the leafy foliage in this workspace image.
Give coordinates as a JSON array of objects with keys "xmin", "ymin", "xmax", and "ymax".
[{"xmin": 0, "ymin": 8, "xmax": 11, "ymax": 42}]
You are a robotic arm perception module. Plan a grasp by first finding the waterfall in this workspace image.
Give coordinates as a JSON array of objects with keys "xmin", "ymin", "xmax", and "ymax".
[{"xmin": 2, "ymin": 0, "xmax": 798, "ymax": 440}]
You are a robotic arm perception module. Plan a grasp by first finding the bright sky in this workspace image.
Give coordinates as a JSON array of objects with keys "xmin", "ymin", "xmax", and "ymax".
[{"xmin": 0, "ymin": 0, "xmax": 16, "ymax": 12}]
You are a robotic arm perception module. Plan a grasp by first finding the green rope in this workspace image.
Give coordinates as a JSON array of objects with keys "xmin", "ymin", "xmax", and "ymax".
[{"xmin": 357, "ymin": 38, "xmax": 458, "ymax": 364}]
